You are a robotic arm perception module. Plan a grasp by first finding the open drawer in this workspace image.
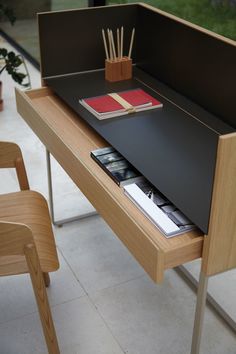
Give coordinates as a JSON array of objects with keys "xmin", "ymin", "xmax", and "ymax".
[{"xmin": 16, "ymin": 87, "xmax": 204, "ymax": 283}]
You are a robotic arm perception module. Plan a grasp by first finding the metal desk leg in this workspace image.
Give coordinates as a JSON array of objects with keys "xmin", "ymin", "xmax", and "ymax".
[
  {"xmin": 191, "ymin": 272, "xmax": 209, "ymax": 354},
  {"xmin": 176, "ymin": 265, "xmax": 236, "ymax": 333},
  {"xmin": 46, "ymin": 149, "xmax": 97, "ymax": 226}
]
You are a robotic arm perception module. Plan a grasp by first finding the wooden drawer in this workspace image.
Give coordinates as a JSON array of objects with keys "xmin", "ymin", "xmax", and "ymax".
[{"xmin": 16, "ymin": 87, "xmax": 204, "ymax": 283}]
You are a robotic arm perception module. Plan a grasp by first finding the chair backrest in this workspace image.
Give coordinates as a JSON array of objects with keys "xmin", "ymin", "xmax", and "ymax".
[{"xmin": 0, "ymin": 141, "xmax": 29, "ymax": 190}]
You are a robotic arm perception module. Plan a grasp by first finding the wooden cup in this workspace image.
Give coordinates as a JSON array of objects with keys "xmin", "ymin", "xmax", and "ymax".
[{"xmin": 105, "ymin": 57, "xmax": 132, "ymax": 82}]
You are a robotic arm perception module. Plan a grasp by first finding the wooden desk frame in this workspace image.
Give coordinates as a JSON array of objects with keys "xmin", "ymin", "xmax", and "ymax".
[
  {"xmin": 15, "ymin": 85, "xmax": 234, "ymax": 354},
  {"xmin": 16, "ymin": 3, "xmax": 236, "ymax": 354}
]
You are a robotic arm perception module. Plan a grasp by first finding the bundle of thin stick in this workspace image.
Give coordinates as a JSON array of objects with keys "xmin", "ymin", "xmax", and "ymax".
[
  {"xmin": 103, "ymin": 27, "xmax": 135, "ymax": 82},
  {"xmin": 102, "ymin": 27, "xmax": 135, "ymax": 61}
]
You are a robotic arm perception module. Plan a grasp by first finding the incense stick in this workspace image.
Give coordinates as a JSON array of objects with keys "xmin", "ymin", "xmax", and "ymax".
[
  {"xmin": 120, "ymin": 26, "xmax": 124, "ymax": 59},
  {"xmin": 102, "ymin": 29, "xmax": 109, "ymax": 60},
  {"xmin": 117, "ymin": 28, "xmax": 120, "ymax": 59},
  {"xmin": 128, "ymin": 28, "xmax": 135, "ymax": 59},
  {"xmin": 107, "ymin": 29, "xmax": 113, "ymax": 60},
  {"xmin": 110, "ymin": 30, "xmax": 117, "ymax": 60}
]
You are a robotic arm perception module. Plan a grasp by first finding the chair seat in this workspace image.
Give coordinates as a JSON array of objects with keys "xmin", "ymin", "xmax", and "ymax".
[{"xmin": 0, "ymin": 190, "xmax": 59, "ymax": 275}]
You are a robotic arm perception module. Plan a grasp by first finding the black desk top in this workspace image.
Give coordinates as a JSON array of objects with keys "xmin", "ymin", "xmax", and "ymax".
[{"xmin": 45, "ymin": 67, "xmax": 233, "ymax": 233}]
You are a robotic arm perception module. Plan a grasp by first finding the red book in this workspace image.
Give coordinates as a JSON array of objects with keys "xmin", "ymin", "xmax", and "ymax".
[{"xmin": 79, "ymin": 88, "xmax": 163, "ymax": 120}]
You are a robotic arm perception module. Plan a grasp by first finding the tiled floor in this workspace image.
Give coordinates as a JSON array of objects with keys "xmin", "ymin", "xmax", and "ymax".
[{"xmin": 0, "ymin": 37, "xmax": 235, "ymax": 354}]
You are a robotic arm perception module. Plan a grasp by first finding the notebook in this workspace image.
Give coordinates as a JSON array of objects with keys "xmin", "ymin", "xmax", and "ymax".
[{"xmin": 79, "ymin": 88, "xmax": 163, "ymax": 120}]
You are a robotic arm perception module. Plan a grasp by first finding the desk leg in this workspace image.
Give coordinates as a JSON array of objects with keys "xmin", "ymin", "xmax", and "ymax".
[
  {"xmin": 46, "ymin": 149, "xmax": 56, "ymax": 223},
  {"xmin": 176, "ymin": 265, "xmax": 236, "ymax": 333},
  {"xmin": 46, "ymin": 149, "xmax": 97, "ymax": 226},
  {"xmin": 191, "ymin": 271, "xmax": 209, "ymax": 354}
]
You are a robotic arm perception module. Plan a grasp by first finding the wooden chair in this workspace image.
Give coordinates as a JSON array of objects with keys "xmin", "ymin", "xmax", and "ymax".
[{"xmin": 0, "ymin": 141, "xmax": 60, "ymax": 354}]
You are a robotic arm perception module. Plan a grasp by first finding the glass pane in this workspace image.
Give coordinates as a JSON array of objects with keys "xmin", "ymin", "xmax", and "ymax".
[
  {"xmin": 108, "ymin": 0, "xmax": 236, "ymax": 41},
  {"xmin": 1, "ymin": 1, "xmax": 88, "ymax": 65}
]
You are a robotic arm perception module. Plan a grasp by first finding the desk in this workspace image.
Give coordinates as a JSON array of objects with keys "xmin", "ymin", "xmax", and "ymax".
[
  {"xmin": 16, "ymin": 75, "xmax": 236, "ymax": 354},
  {"xmin": 15, "ymin": 3, "xmax": 236, "ymax": 353}
]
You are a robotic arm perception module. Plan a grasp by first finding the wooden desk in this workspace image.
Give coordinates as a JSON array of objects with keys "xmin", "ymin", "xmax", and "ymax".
[
  {"xmin": 16, "ymin": 84, "xmax": 236, "ymax": 354},
  {"xmin": 15, "ymin": 4, "xmax": 236, "ymax": 353},
  {"xmin": 15, "ymin": 86, "xmax": 203, "ymax": 284}
]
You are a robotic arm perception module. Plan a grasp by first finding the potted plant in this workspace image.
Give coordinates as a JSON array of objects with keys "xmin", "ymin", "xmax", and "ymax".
[{"xmin": 0, "ymin": 3, "xmax": 30, "ymax": 111}]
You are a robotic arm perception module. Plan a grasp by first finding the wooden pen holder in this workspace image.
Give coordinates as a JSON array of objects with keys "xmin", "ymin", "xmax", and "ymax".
[{"xmin": 105, "ymin": 57, "xmax": 132, "ymax": 82}]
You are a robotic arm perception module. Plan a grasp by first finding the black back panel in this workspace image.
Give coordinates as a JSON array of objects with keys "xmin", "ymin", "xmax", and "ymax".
[
  {"xmin": 137, "ymin": 5, "xmax": 236, "ymax": 128},
  {"xmin": 38, "ymin": 5, "xmax": 138, "ymax": 77}
]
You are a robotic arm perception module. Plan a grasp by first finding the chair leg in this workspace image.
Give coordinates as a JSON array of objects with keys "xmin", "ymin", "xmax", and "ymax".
[
  {"xmin": 24, "ymin": 244, "xmax": 60, "ymax": 354},
  {"xmin": 43, "ymin": 272, "xmax": 51, "ymax": 287}
]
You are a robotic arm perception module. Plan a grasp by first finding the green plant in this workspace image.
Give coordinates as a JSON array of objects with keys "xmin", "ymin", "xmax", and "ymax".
[
  {"xmin": 0, "ymin": 3, "xmax": 30, "ymax": 87},
  {"xmin": 0, "ymin": 48, "xmax": 30, "ymax": 86}
]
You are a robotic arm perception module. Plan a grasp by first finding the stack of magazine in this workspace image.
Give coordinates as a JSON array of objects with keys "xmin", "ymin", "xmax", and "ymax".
[
  {"xmin": 91, "ymin": 146, "xmax": 196, "ymax": 238},
  {"xmin": 91, "ymin": 146, "xmax": 144, "ymax": 186},
  {"xmin": 124, "ymin": 180, "xmax": 196, "ymax": 238}
]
